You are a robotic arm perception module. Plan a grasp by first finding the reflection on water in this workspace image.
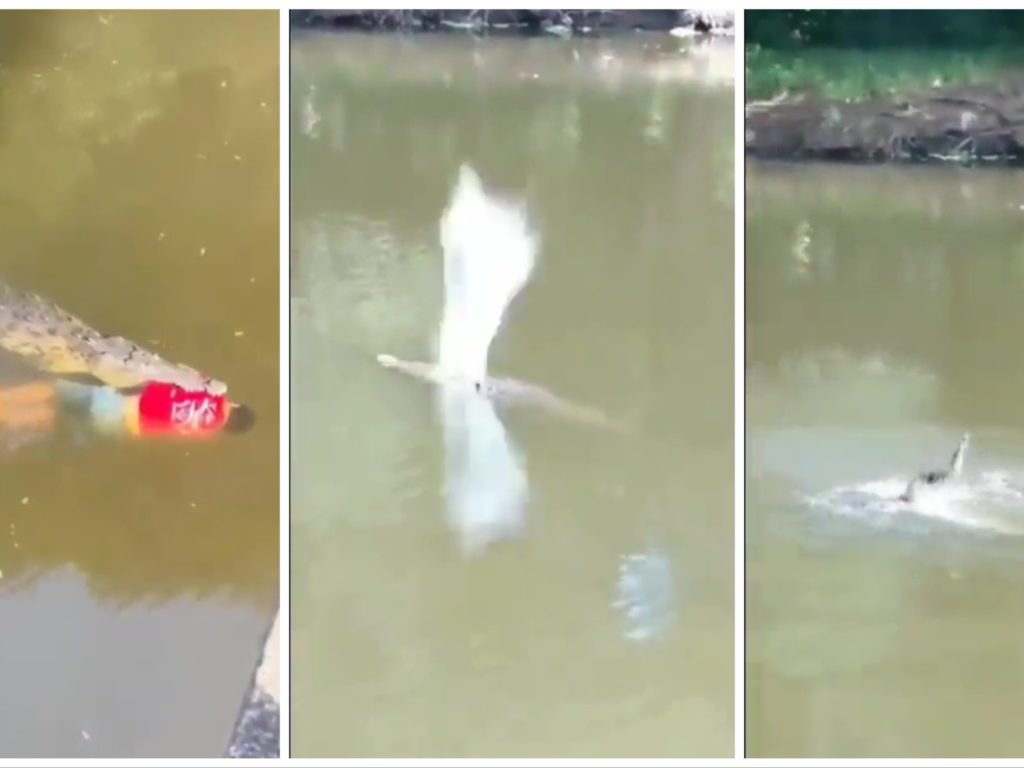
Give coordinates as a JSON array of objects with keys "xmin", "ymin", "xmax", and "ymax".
[
  {"xmin": 442, "ymin": 387, "xmax": 529, "ymax": 556},
  {"xmin": 292, "ymin": 32, "xmax": 733, "ymax": 757},
  {"xmin": 0, "ymin": 11, "xmax": 278, "ymax": 757},
  {"xmin": 747, "ymin": 163, "xmax": 1024, "ymax": 758}
]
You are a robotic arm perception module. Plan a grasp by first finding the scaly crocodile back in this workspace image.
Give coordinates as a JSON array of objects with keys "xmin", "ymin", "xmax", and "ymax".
[{"xmin": 0, "ymin": 283, "xmax": 225, "ymax": 394}]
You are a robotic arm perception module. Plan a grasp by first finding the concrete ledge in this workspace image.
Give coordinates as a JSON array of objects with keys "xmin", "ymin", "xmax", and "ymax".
[{"xmin": 227, "ymin": 614, "xmax": 280, "ymax": 758}]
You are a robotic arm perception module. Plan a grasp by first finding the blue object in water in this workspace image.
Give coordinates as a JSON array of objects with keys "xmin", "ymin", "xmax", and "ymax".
[
  {"xmin": 54, "ymin": 380, "xmax": 126, "ymax": 434},
  {"xmin": 613, "ymin": 548, "xmax": 676, "ymax": 642}
]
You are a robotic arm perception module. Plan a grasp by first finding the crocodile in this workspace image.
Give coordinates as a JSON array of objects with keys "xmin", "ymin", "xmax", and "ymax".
[
  {"xmin": 377, "ymin": 353, "xmax": 624, "ymax": 431},
  {"xmin": 0, "ymin": 282, "xmax": 225, "ymax": 394},
  {"xmin": 900, "ymin": 433, "xmax": 970, "ymax": 503}
]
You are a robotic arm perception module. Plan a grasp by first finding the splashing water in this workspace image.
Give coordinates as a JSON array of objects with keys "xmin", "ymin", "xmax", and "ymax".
[
  {"xmin": 435, "ymin": 165, "xmax": 538, "ymax": 553},
  {"xmin": 442, "ymin": 387, "xmax": 528, "ymax": 556},
  {"xmin": 804, "ymin": 471, "xmax": 1024, "ymax": 538},
  {"xmin": 437, "ymin": 165, "xmax": 538, "ymax": 385}
]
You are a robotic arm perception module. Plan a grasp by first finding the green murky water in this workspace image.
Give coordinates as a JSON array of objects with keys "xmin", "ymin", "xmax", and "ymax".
[
  {"xmin": 747, "ymin": 162, "xmax": 1024, "ymax": 757},
  {"xmin": 291, "ymin": 33, "xmax": 734, "ymax": 757},
  {"xmin": 0, "ymin": 11, "xmax": 279, "ymax": 757}
]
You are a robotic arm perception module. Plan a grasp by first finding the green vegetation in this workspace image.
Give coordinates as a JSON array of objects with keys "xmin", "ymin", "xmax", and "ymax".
[
  {"xmin": 747, "ymin": 10, "xmax": 1024, "ymax": 49},
  {"xmin": 746, "ymin": 45, "xmax": 1024, "ymax": 102},
  {"xmin": 745, "ymin": 10, "xmax": 1024, "ymax": 102}
]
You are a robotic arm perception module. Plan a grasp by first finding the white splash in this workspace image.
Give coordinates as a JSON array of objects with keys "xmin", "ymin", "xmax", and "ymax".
[
  {"xmin": 437, "ymin": 165, "xmax": 537, "ymax": 386},
  {"xmin": 442, "ymin": 387, "xmax": 528, "ymax": 556},
  {"xmin": 805, "ymin": 471, "xmax": 1024, "ymax": 537},
  {"xmin": 436, "ymin": 166, "xmax": 537, "ymax": 554}
]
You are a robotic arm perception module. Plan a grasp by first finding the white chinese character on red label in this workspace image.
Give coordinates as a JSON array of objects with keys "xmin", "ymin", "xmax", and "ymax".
[{"xmin": 170, "ymin": 397, "xmax": 218, "ymax": 431}]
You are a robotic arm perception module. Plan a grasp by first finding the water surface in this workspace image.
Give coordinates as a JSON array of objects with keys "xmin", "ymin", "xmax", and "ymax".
[
  {"xmin": 0, "ymin": 10, "xmax": 279, "ymax": 757},
  {"xmin": 747, "ymin": 162, "xmax": 1024, "ymax": 757},
  {"xmin": 291, "ymin": 32, "xmax": 734, "ymax": 757}
]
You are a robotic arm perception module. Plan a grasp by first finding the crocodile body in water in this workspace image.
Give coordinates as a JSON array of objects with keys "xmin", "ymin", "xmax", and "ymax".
[
  {"xmin": 900, "ymin": 433, "xmax": 970, "ymax": 503},
  {"xmin": 0, "ymin": 282, "xmax": 225, "ymax": 394},
  {"xmin": 375, "ymin": 166, "xmax": 625, "ymax": 433},
  {"xmin": 377, "ymin": 353, "xmax": 623, "ymax": 431}
]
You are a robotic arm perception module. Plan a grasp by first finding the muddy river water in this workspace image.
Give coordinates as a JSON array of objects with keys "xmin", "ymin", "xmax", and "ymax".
[
  {"xmin": 0, "ymin": 11, "xmax": 279, "ymax": 757},
  {"xmin": 747, "ymin": 162, "xmax": 1024, "ymax": 757},
  {"xmin": 291, "ymin": 32, "xmax": 734, "ymax": 757}
]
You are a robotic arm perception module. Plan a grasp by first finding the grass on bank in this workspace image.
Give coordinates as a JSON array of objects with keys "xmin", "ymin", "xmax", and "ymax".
[{"xmin": 746, "ymin": 45, "xmax": 1024, "ymax": 102}]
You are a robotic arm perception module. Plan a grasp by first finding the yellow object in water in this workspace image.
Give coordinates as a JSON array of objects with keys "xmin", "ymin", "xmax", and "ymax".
[{"xmin": 0, "ymin": 381, "xmax": 57, "ymax": 432}]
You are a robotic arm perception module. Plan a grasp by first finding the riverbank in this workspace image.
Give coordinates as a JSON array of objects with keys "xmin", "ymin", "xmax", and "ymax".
[
  {"xmin": 290, "ymin": 9, "xmax": 732, "ymax": 37},
  {"xmin": 744, "ymin": 18, "xmax": 1024, "ymax": 167},
  {"xmin": 746, "ymin": 79, "xmax": 1024, "ymax": 166},
  {"xmin": 227, "ymin": 613, "xmax": 280, "ymax": 758}
]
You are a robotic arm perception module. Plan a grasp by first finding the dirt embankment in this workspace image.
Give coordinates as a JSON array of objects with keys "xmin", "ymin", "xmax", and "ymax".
[
  {"xmin": 746, "ymin": 81, "xmax": 1024, "ymax": 165},
  {"xmin": 291, "ymin": 9, "xmax": 733, "ymax": 37}
]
